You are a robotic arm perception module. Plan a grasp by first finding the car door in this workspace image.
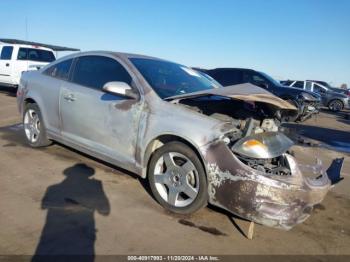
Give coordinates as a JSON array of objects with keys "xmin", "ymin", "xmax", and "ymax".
[
  {"xmin": 15, "ymin": 47, "xmax": 32, "ymax": 85},
  {"xmin": 312, "ymin": 83, "xmax": 328, "ymax": 105},
  {"xmin": 40, "ymin": 58, "xmax": 75, "ymax": 135},
  {"xmin": 0, "ymin": 45, "xmax": 14, "ymax": 84},
  {"xmin": 59, "ymin": 55, "xmax": 142, "ymax": 171}
]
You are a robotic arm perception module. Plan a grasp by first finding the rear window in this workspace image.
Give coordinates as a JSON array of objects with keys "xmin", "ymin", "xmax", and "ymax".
[
  {"xmin": 44, "ymin": 59, "xmax": 73, "ymax": 80},
  {"xmin": 17, "ymin": 48, "xmax": 55, "ymax": 62},
  {"xmin": 0, "ymin": 46, "xmax": 13, "ymax": 60}
]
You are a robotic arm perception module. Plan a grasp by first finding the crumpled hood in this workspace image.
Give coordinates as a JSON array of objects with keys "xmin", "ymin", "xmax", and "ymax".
[{"xmin": 166, "ymin": 83, "xmax": 297, "ymax": 110}]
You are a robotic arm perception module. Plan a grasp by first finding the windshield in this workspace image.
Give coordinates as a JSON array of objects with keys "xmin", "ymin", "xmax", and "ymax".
[
  {"xmin": 130, "ymin": 58, "xmax": 220, "ymax": 99},
  {"xmin": 258, "ymin": 71, "xmax": 283, "ymax": 87}
]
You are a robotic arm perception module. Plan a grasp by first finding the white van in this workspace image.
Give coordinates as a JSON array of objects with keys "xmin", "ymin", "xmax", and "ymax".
[{"xmin": 0, "ymin": 39, "xmax": 79, "ymax": 87}]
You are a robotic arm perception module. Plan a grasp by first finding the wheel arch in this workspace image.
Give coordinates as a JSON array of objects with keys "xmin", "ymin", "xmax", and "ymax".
[
  {"xmin": 24, "ymin": 97, "xmax": 37, "ymax": 106},
  {"xmin": 23, "ymin": 96, "xmax": 49, "ymax": 129},
  {"xmin": 328, "ymin": 98, "xmax": 344, "ymax": 107},
  {"xmin": 22, "ymin": 97, "xmax": 38, "ymax": 117},
  {"xmin": 141, "ymin": 134, "xmax": 208, "ymax": 179}
]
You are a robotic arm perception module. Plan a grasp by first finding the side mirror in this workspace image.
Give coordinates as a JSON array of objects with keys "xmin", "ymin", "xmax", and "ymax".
[{"xmin": 102, "ymin": 81, "xmax": 138, "ymax": 99}]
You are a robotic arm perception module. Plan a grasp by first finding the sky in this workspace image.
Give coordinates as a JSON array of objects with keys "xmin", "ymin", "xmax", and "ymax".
[{"xmin": 1, "ymin": 0, "xmax": 349, "ymax": 87}]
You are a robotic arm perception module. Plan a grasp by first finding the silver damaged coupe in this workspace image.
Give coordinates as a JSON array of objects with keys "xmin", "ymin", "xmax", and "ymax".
[{"xmin": 17, "ymin": 51, "xmax": 343, "ymax": 230}]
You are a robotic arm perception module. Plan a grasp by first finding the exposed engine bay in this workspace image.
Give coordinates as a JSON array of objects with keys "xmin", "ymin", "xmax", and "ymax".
[
  {"xmin": 179, "ymin": 97, "xmax": 280, "ymax": 135},
  {"xmin": 178, "ymin": 96, "xmax": 294, "ymax": 176},
  {"xmin": 238, "ymin": 154, "xmax": 291, "ymax": 176}
]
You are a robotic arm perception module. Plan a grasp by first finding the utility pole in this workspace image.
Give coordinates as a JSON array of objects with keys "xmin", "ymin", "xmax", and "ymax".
[{"xmin": 25, "ymin": 17, "xmax": 28, "ymax": 40}]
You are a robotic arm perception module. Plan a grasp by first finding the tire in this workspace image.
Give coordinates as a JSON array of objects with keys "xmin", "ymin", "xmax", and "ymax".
[
  {"xmin": 328, "ymin": 99, "xmax": 343, "ymax": 112},
  {"xmin": 148, "ymin": 141, "xmax": 208, "ymax": 214},
  {"xmin": 23, "ymin": 103, "xmax": 51, "ymax": 147}
]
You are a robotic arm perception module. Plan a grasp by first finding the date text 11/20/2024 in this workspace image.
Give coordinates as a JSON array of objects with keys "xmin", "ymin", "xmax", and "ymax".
[{"xmin": 127, "ymin": 256, "xmax": 220, "ymax": 261}]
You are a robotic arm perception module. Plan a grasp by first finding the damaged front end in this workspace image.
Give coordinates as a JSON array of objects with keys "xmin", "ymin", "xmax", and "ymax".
[
  {"xmin": 173, "ymin": 84, "xmax": 343, "ymax": 230},
  {"xmin": 202, "ymin": 132, "xmax": 343, "ymax": 230}
]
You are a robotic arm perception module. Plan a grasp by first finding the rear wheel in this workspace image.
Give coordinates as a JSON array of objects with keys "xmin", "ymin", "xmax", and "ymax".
[
  {"xmin": 23, "ymin": 103, "xmax": 51, "ymax": 147},
  {"xmin": 148, "ymin": 142, "xmax": 208, "ymax": 214},
  {"xmin": 328, "ymin": 100, "xmax": 343, "ymax": 112}
]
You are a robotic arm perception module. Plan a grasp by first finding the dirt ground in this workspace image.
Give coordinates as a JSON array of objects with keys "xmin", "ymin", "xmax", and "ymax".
[{"xmin": 0, "ymin": 85, "xmax": 349, "ymax": 256}]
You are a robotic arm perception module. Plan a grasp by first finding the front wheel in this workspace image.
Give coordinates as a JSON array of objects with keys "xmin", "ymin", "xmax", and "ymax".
[
  {"xmin": 23, "ymin": 103, "xmax": 51, "ymax": 147},
  {"xmin": 148, "ymin": 142, "xmax": 208, "ymax": 214},
  {"xmin": 328, "ymin": 100, "xmax": 343, "ymax": 112}
]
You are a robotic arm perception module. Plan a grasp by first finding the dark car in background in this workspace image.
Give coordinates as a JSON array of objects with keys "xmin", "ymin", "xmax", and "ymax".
[
  {"xmin": 281, "ymin": 80, "xmax": 349, "ymax": 112},
  {"xmin": 196, "ymin": 68, "xmax": 321, "ymax": 122}
]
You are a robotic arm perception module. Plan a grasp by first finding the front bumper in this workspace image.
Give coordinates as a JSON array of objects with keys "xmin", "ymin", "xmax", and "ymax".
[{"xmin": 202, "ymin": 141, "xmax": 339, "ymax": 230}]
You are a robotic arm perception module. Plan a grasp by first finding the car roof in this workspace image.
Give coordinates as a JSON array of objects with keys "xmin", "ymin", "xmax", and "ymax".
[
  {"xmin": 39, "ymin": 51, "xmax": 177, "ymax": 72},
  {"xmin": 56, "ymin": 51, "xmax": 178, "ymax": 66}
]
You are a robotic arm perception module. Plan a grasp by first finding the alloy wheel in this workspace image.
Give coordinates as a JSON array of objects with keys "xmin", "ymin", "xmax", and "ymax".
[
  {"xmin": 24, "ymin": 109, "xmax": 41, "ymax": 143},
  {"xmin": 153, "ymin": 152, "xmax": 199, "ymax": 207}
]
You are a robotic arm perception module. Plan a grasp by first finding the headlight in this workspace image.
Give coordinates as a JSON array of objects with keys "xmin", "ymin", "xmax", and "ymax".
[
  {"xmin": 241, "ymin": 139, "xmax": 269, "ymax": 158},
  {"xmin": 232, "ymin": 132, "xmax": 294, "ymax": 159}
]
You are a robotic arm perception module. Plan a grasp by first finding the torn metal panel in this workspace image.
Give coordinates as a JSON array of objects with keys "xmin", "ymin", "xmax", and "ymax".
[{"xmin": 202, "ymin": 141, "xmax": 333, "ymax": 230}]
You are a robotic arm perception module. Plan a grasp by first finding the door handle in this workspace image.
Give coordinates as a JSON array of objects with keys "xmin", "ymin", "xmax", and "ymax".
[
  {"xmin": 63, "ymin": 94, "xmax": 76, "ymax": 101},
  {"xmin": 5, "ymin": 63, "xmax": 9, "ymax": 67}
]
